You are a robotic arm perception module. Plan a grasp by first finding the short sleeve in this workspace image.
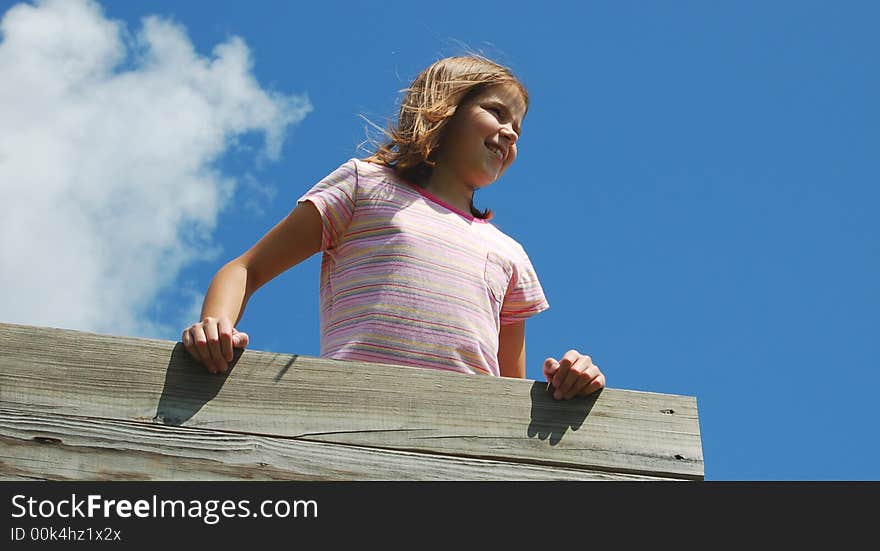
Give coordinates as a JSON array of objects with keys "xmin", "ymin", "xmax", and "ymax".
[
  {"xmin": 500, "ymin": 249, "xmax": 550, "ymax": 325},
  {"xmin": 297, "ymin": 159, "xmax": 359, "ymax": 252}
]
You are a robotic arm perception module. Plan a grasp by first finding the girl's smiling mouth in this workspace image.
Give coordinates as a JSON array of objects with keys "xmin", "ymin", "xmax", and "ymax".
[{"xmin": 486, "ymin": 143, "xmax": 505, "ymax": 161}]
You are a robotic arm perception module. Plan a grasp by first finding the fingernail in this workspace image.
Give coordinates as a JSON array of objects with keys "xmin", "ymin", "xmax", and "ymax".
[{"xmin": 554, "ymin": 390, "xmax": 562, "ymax": 400}]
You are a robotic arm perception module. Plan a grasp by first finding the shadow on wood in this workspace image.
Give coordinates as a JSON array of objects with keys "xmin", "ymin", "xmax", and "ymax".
[
  {"xmin": 153, "ymin": 344, "xmax": 241, "ymax": 426},
  {"xmin": 527, "ymin": 383, "xmax": 595, "ymax": 446}
]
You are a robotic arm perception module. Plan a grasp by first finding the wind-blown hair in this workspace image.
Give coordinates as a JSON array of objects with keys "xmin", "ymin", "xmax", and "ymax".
[{"xmin": 363, "ymin": 55, "xmax": 529, "ymax": 220}]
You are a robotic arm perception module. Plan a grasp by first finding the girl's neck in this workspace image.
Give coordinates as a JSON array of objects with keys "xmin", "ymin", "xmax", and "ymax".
[{"xmin": 423, "ymin": 164, "xmax": 474, "ymax": 214}]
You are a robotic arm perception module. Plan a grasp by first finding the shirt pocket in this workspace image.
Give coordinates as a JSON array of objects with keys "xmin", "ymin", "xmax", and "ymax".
[{"xmin": 483, "ymin": 251, "xmax": 513, "ymax": 305}]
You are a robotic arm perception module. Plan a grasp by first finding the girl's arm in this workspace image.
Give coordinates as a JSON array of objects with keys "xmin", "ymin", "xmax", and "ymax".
[
  {"xmin": 498, "ymin": 321, "xmax": 526, "ymax": 378},
  {"xmin": 182, "ymin": 200, "xmax": 324, "ymax": 373}
]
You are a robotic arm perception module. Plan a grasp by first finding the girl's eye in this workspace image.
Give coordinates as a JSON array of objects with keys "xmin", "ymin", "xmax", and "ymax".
[{"xmin": 487, "ymin": 106, "xmax": 502, "ymax": 118}]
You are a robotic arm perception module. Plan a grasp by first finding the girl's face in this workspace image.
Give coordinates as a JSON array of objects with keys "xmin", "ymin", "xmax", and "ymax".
[{"xmin": 434, "ymin": 83, "xmax": 526, "ymax": 190}]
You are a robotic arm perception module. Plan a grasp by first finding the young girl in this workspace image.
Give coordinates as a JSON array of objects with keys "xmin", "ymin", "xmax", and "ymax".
[{"xmin": 182, "ymin": 55, "xmax": 605, "ymax": 401}]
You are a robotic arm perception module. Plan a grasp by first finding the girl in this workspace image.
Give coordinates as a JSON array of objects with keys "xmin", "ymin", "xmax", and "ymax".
[{"xmin": 182, "ymin": 55, "xmax": 605, "ymax": 401}]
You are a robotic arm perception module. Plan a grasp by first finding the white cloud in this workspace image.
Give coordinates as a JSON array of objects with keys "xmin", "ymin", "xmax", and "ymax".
[{"xmin": 0, "ymin": 0, "xmax": 311, "ymax": 338}]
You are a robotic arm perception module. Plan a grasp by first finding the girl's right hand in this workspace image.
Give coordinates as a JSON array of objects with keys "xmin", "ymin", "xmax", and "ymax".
[{"xmin": 181, "ymin": 317, "xmax": 249, "ymax": 374}]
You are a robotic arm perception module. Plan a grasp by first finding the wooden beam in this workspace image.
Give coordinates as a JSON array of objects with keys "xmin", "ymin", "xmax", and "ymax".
[
  {"xmin": 0, "ymin": 322, "xmax": 703, "ymax": 480},
  {"xmin": 0, "ymin": 408, "xmax": 674, "ymax": 481}
]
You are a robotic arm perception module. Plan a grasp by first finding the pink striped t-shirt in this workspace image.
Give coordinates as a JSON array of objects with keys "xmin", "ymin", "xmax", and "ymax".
[{"xmin": 297, "ymin": 158, "xmax": 549, "ymax": 376}]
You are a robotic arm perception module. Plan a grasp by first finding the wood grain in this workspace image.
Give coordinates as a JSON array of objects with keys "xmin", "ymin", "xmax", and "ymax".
[{"xmin": 0, "ymin": 408, "xmax": 674, "ymax": 481}]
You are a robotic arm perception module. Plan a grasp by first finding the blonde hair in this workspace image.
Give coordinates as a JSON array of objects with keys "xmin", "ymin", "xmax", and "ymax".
[{"xmin": 362, "ymin": 55, "xmax": 529, "ymax": 220}]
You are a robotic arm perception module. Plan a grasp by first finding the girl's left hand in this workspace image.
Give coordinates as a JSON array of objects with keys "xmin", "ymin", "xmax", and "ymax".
[{"xmin": 543, "ymin": 350, "xmax": 605, "ymax": 400}]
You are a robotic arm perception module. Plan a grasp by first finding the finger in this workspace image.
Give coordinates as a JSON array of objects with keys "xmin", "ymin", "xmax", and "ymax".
[
  {"xmin": 579, "ymin": 374, "xmax": 606, "ymax": 396},
  {"xmin": 543, "ymin": 357, "xmax": 559, "ymax": 381},
  {"xmin": 559, "ymin": 364, "xmax": 587, "ymax": 399},
  {"xmin": 218, "ymin": 318, "xmax": 234, "ymax": 362},
  {"xmin": 202, "ymin": 320, "xmax": 225, "ymax": 373},
  {"xmin": 563, "ymin": 360, "xmax": 599, "ymax": 399},
  {"xmin": 190, "ymin": 324, "xmax": 214, "ymax": 372},
  {"xmin": 551, "ymin": 361, "xmax": 571, "ymax": 398},
  {"xmin": 563, "ymin": 358, "xmax": 602, "ymax": 399},
  {"xmin": 566, "ymin": 373, "xmax": 592, "ymax": 399},
  {"xmin": 182, "ymin": 328, "xmax": 199, "ymax": 363},
  {"xmin": 232, "ymin": 329, "xmax": 249, "ymax": 349},
  {"xmin": 552, "ymin": 350, "xmax": 580, "ymax": 398}
]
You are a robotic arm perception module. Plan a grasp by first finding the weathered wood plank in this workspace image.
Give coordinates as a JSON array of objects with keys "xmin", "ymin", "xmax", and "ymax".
[
  {"xmin": 0, "ymin": 408, "xmax": 674, "ymax": 481},
  {"xmin": 0, "ymin": 322, "xmax": 703, "ymax": 479}
]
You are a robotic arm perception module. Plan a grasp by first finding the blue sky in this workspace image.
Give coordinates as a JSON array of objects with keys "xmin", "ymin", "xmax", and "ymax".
[{"xmin": 1, "ymin": 0, "xmax": 877, "ymax": 480}]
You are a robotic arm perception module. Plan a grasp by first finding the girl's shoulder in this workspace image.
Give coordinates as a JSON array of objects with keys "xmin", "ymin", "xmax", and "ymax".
[
  {"xmin": 353, "ymin": 157, "xmax": 415, "ymax": 188},
  {"xmin": 343, "ymin": 158, "xmax": 410, "ymax": 199},
  {"xmin": 352, "ymin": 157, "xmax": 396, "ymax": 178},
  {"xmin": 481, "ymin": 222, "xmax": 531, "ymax": 260}
]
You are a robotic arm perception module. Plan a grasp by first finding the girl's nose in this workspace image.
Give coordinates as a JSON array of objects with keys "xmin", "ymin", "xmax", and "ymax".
[{"xmin": 499, "ymin": 124, "xmax": 518, "ymax": 144}]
